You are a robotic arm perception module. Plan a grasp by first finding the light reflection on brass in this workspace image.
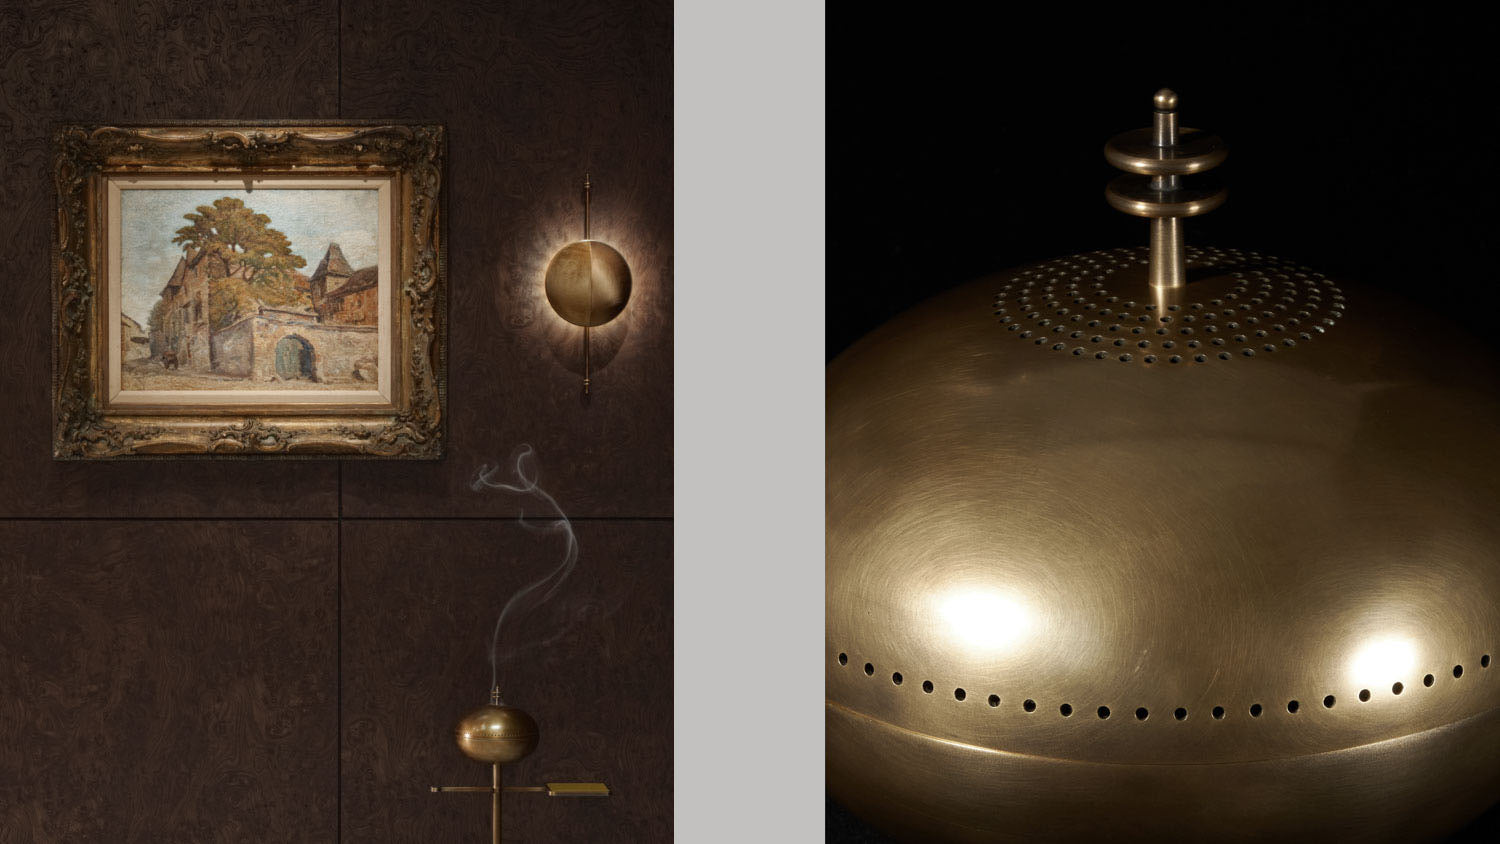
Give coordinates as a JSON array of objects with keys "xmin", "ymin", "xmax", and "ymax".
[
  {"xmin": 934, "ymin": 589, "xmax": 1032, "ymax": 655},
  {"xmin": 1347, "ymin": 638, "xmax": 1418, "ymax": 689},
  {"xmin": 826, "ymin": 91, "xmax": 1500, "ymax": 842}
]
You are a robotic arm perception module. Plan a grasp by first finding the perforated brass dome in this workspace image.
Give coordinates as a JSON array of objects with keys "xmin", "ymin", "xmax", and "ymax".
[{"xmin": 826, "ymin": 95, "xmax": 1500, "ymax": 843}]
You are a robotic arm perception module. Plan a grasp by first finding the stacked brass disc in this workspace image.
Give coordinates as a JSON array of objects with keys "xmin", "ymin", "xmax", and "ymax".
[{"xmin": 1104, "ymin": 88, "xmax": 1226, "ymax": 290}]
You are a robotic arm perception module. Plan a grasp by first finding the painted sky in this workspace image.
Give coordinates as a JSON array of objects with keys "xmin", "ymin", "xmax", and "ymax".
[{"xmin": 120, "ymin": 188, "xmax": 379, "ymax": 327}]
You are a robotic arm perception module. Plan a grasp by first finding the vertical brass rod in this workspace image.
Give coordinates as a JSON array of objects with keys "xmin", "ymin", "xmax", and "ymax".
[
  {"xmin": 583, "ymin": 173, "xmax": 591, "ymax": 240},
  {"xmin": 1148, "ymin": 90, "xmax": 1185, "ymax": 289},
  {"xmin": 583, "ymin": 172, "xmax": 593, "ymax": 394},
  {"xmin": 1149, "ymin": 217, "xmax": 1184, "ymax": 288},
  {"xmin": 1152, "ymin": 102, "xmax": 1178, "ymax": 149},
  {"xmin": 492, "ymin": 763, "xmax": 501, "ymax": 844}
]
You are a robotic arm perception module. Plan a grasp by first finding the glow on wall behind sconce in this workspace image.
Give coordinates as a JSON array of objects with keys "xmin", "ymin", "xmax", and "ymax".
[{"xmin": 500, "ymin": 175, "xmax": 666, "ymax": 385}]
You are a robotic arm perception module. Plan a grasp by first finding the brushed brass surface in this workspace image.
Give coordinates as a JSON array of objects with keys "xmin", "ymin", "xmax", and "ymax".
[
  {"xmin": 543, "ymin": 240, "xmax": 633, "ymax": 328},
  {"xmin": 825, "ymin": 243, "xmax": 1500, "ymax": 841}
]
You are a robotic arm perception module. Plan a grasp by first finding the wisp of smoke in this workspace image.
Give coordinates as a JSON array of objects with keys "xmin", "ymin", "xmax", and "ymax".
[{"xmin": 471, "ymin": 444, "xmax": 579, "ymax": 692}]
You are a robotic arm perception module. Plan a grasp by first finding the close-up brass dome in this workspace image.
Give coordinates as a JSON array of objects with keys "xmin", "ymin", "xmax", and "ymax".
[{"xmin": 825, "ymin": 92, "xmax": 1500, "ymax": 842}]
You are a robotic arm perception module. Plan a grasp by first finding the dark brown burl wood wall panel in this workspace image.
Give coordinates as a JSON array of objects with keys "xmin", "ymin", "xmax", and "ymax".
[
  {"xmin": 2, "ymin": 0, "xmax": 672, "ymax": 840},
  {"xmin": 337, "ymin": 0, "xmax": 675, "ymax": 519},
  {"xmin": 0, "ymin": 521, "xmax": 339, "ymax": 843},
  {"xmin": 340, "ymin": 520, "xmax": 672, "ymax": 842},
  {"xmin": 0, "ymin": 1, "xmax": 341, "ymax": 518}
]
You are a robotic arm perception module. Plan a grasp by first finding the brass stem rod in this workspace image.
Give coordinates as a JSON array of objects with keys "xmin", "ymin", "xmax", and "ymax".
[
  {"xmin": 1149, "ymin": 216, "xmax": 1185, "ymax": 289},
  {"xmin": 583, "ymin": 173, "xmax": 591, "ymax": 240},
  {"xmin": 492, "ymin": 763, "xmax": 501, "ymax": 844},
  {"xmin": 1152, "ymin": 101, "xmax": 1178, "ymax": 148}
]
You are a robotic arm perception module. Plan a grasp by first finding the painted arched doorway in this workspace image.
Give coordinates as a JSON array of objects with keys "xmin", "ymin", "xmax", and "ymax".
[{"xmin": 274, "ymin": 335, "xmax": 317, "ymax": 380}]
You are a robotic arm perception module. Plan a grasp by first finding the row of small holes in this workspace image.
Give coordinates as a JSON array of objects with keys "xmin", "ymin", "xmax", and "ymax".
[{"xmin": 836, "ymin": 652, "xmax": 1492, "ymax": 719}]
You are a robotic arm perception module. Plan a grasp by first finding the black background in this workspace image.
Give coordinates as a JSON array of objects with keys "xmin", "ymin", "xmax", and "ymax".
[
  {"xmin": 827, "ymin": 4, "xmax": 1500, "ymax": 362},
  {"xmin": 827, "ymin": 4, "xmax": 1500, "ymax": 840}
]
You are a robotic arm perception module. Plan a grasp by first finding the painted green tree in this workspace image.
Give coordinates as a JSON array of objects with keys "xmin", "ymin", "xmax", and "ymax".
[{"xmin": 172, "ymin": 196, "xmax": 309, "ymax": 329}]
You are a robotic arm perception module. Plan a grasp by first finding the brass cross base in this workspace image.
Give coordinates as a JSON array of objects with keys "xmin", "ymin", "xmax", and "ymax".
[{"xmin": 431, "ymin": 763, "xmax": 609, "ymax": 843}]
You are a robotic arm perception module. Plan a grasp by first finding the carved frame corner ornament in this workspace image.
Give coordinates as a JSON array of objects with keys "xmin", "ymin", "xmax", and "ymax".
[{"xmin": 51, "ymin": 122, "xmax": 447, "ymax": 459}]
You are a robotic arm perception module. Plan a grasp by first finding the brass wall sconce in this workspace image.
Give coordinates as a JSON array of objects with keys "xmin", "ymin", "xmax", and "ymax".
[
  {"xmin": 543, "ymin": 174, "xmax": 632, "ymax": 394},
  {"xmin": 431, "ymin": 686, "xmax": 609, "ymax": 843}
]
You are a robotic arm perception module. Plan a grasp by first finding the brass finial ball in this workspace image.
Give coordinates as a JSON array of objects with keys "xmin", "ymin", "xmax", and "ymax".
[
  {"xmin": 1154, "ymin": 88, "xmax": 1178, "ymax": 111},
  {"xmin": 454, "ymin": 701, "xmax": 539, "ymax": 764}
]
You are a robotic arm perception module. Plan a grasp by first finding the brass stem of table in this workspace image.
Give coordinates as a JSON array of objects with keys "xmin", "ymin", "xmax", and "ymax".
[{"xmin": 491, "ymin": 764, "xmax": 500, "ymax": 844}]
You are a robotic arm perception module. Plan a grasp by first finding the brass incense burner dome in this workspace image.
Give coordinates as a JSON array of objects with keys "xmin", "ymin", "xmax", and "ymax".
[
  {"xmin": 454, "ymin": 699, "xmax": 540, "ymax": 765},
  {"xmin": 825, "ymin": 92, "xmax": 1500, "ymax": 842},
  {"xmin": 433, "ymin": 688, "xmax": 608, "ymax": 843}
]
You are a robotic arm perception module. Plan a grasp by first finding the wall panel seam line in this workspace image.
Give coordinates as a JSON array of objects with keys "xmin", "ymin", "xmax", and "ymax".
[
  {"xmin": 337, "ymin": 458, "xmax": 343, "ymax": 843},
  {"xmin": 0, "ymin": 515, "xmax": 674, "ymax": 522},
  {"xmin": 336, "ymin": 0, "xmax": 342, "ymax": 118}
]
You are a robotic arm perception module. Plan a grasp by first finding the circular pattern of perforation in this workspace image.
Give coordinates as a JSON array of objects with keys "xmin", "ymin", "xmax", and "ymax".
[{"xmin": 992, "ymin": 246, "xmax": 1347, "ymax": 364}]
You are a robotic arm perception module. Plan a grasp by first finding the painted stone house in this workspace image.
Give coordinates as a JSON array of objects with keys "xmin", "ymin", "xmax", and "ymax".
[
  {"xmin": 308, "ymin": 242, "xmax": 379, "ymax": 326},
  {"xmin": 149, "ymin": 246, "xmax": 220, "ymax": 367},
  {"xmin": 148, "ymin": 243, "xmax": 378, "ymax": 383},
  {"xmin": 120, "ymin": 314, "xmax": 150, "ymax": 361}
]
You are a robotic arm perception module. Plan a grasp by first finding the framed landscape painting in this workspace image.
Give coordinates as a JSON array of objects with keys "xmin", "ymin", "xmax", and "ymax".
[{"xmin": 52, "ymin": 122, "xmax": 445, "ymax": 458}]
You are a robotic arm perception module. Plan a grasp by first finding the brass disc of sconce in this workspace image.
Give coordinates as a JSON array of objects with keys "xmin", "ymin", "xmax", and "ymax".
[
  {"xmin": 544, "ymin": 240, "xmax": 632, "ymax": 327},
  {"xmin": 454, "ymin": 703, "xmax": 539, "ymax": 764}
]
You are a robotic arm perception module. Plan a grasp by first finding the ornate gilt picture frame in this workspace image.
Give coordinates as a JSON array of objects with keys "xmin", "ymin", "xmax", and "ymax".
[{"xmin": 52, "ymin": 122, "xmax": 445, "ymax": 458}]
